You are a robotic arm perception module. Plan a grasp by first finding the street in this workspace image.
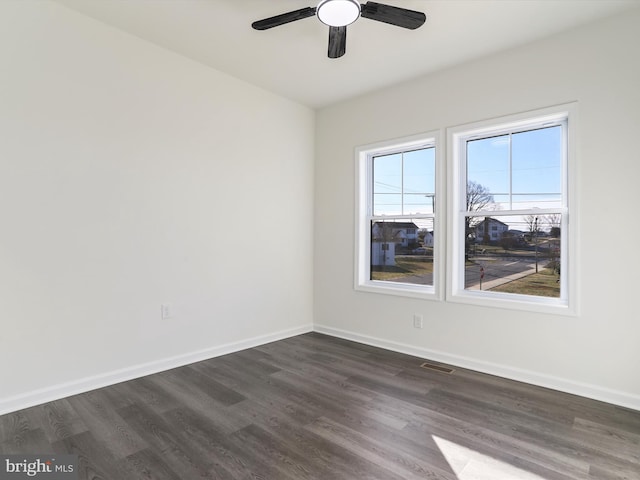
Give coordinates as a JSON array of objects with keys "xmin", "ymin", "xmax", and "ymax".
[
  {"xmin": 379, "ymin": 254, "xmax": 546, "ymax": 290},
  {"xmin": 465, "ymin": 256, "xmax": 538, "ymax": 290}
]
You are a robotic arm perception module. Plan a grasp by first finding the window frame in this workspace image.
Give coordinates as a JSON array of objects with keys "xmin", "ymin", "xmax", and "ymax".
[
  {"xmin": 355, "ymin": 131, "xmax": 444, "ymax": 300},
  {"xmin": 446, "ymin": 104, "xmax": 579, "ymax": 315}
]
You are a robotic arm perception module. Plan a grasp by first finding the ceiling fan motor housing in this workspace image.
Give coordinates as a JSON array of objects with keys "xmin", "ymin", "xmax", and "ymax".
[{"xmin": 316, "ymin": 0, "xmax": 361, "ymax": 27}]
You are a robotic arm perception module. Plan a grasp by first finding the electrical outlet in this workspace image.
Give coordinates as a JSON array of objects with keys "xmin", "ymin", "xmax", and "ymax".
[
  {"xmin": 161, "ymin": 304, "xmax": 172, "ymax": 319},
  {"xmin": 413, "ymin": 314, "xmax": 423, "ymax": 329}
]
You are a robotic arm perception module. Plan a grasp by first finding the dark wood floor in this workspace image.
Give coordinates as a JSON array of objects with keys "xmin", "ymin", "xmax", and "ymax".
[{"xmin": 1, "ymin": 333, "xmax": 639, "ymax": 479}]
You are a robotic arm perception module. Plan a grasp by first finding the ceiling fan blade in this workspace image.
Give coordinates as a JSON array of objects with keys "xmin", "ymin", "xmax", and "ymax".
[
  {"xmin": 360, "ymin": 1, "xmax": 426, "ymax": 30},
  {"xmin": 328, "ymin": 26, "xmax": 347, "ymax": 59},
  {"xmin": 252, "ymin": 7, "xmax": 316, "ymax": 30}
]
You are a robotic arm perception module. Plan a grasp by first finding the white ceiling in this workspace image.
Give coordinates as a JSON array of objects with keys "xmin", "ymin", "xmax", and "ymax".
[{"xmin": 54, "ymin": 0, "xmax": 640, "ymax": 108}]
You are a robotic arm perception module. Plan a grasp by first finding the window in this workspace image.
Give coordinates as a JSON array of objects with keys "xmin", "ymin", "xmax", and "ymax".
[
  {"xmin": 355, "ymin": 132, "xmax": 442, "ymax": 299},
  {"xmin": 355, "ymin": 105, "xmax": 576, "ymax": 314},
  {"xmin": 448, "ymin": 104, "xmax": 577, "ymax": 314}
]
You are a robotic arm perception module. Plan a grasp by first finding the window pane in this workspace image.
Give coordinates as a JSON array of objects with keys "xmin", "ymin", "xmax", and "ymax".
[
  {"xmin": 464, "ymin": 214, "xmax": 561, "ymax": 298},
  {"xmin": 403, "ymin": 148, "xmax": 435, "ymax": 214},
  {"xmin": 373, "ymin": 148, "xmax": 434, "ymax": 215},
  {"xmin": 373, "ymin": 153, "xmax": 401, "ymax": 215},
  {"xmin": 467, "ymin": 126, "xmax": 563, "ymax": 212},
  {"xmin": 490, "ymin": 194, "xmax": 512, "ymax": 211},
  {"xmin": 467, "ymin": 135, "xmax": 509, "ymax": 196},
  {"xmin": 371, "ymin": 218, "xmax": 434, "ymax": 286},
  {"xmin": 512, "ymin": 126, "xmax": 562, "ymax": 195},
  {"xmin": 373, "ymin": 194, "xmax": 402, "ymax": 216},
  {"xmin": 512, "ymin": 194, "xmax": 561, "ymax": 210},
  {"xmin": 403, "ymin": 193, "xmax": 434, "ymax": 214}
]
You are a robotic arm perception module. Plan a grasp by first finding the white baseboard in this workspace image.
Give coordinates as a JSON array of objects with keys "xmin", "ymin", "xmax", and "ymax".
[
  {"xmin": 313, "ymin": 324, "xmax": 640, "ymax": 412},
  {"xmin": 0, "ymin": 324, "xmax": 313, "ymax": 416},
  {"xmin": 4, "ymin": 323, "xmax": 638, "ymax": 415}
]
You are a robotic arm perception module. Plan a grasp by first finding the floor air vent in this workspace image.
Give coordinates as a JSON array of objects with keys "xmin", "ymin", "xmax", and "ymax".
[{"xmin": 420, "ymin": 362, "xmax": 455, "ymax": 374}]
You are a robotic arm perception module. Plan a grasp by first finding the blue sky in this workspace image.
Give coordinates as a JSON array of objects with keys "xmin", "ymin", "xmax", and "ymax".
[
  {"xmin": 372, "ymin": 126, "xmax": 562, "ymax": 223},
  {"xmin": 373, "ymin": 147, "xmax": 435, "ymax": 216},
  {"xmin": 467, "ymin": 125, "xmax": 562, "ymax": 210}
]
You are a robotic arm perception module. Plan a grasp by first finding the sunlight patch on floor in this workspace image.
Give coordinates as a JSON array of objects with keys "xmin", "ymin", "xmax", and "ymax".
[{"xmin": 432, "ymin": 435, "xmax": 549, "ymax": 480}]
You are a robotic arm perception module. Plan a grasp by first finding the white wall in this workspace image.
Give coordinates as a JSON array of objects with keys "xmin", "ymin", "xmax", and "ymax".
[
  {"xmin": 0, "ymin": 1, "xmax": 314, "ymax": 412},
  {"xmin": 315, "ymin": 8, "xmax": 640, "ymax": 409}
]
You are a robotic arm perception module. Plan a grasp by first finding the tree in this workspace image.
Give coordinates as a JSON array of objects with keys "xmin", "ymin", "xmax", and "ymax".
[
  {"xmin": 524, "ymin": 214, "xmax": 541, "ymax": 238},
  {"xmin": 545, "ymin": 214, "xmax": 561, "ymax": 238},
  {"xmin": 544, "ymin": 214, "xmax": 561, "ymax": 273},
  {"xmin": 465, "ymin": 182, "xmax": 494, "ymax": 250},
  {"xmin": 524, "ymin": 215, "xmax": 541, "ymax": 273},
  {"xmin": 500, "ymin": 230, "xmax": 518, "ymax": 250},
  {"xmin": 466, "ymin": 181, "xmax": 494, "ymax": 213}
]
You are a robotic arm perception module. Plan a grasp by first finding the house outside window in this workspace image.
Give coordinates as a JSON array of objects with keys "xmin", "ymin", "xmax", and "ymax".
[
  {"xmin": 447, "ymin": 104, "xmax": 577, "ymax": 314},
  {"xmin": 355, "ymin": 131, "xmax": 442, "ymax": 299}
]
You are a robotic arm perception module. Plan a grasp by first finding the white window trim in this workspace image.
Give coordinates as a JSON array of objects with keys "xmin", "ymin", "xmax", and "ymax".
[
  {"xmin": 355, "ymin": 130, "xmax": 444, "ymax": 300},
  {"xmin": 446, "ymin": 103, "xmax": 579, "ymax": 316}
]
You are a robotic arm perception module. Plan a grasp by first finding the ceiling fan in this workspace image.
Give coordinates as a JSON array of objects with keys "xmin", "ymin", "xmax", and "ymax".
[{"xmin": 252, "ymin": 0, "xmax": 426, "ymax": 59}]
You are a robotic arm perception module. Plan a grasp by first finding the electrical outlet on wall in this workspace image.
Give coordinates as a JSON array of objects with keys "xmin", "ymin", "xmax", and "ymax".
[
  {"xmin": 161, "ymin": 304, "xmax": 172, "ymax": 319},
  {"xmin": 413, "ymin": 314, "xmax": 423, "ymax": 329}
]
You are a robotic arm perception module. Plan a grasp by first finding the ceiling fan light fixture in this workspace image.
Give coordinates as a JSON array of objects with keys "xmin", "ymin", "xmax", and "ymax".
[{"xmin": 316, "ymin": 0, "xmax": 361, "ymax": 27}]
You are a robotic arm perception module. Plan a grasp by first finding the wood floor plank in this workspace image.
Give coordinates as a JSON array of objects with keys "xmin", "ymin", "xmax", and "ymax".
[
  {"xmin": 174, "ymin": 365, "xmax": 246, "ymax": 406},
  {"xmin": 408, "ymin": 418, "xmax": 587, "ymax": 480},
  {"xmin": 52, "ymin": 431, "xmax": 135, "ymax": 480},
  {"xmin": 400, "ymin": 394, "xmax": 592, "ymax": 479},
  {"xmin": 194, "ymin": 361, "xmax": 326, "ymax": 427},
  {"xmin": 66, "ymin": 390, "xmax": 149, "ymax": 459},
  {"xmin": 0, "ymin": 410, "xmax": 30, "ymax": 445},
  {"xmin": 241, "ymin": 407, "xmax": 414, "ymax": 480},
  {"xmin": 125, "ymin": 448, "xmax": 182, "ymax": 480},
  {"xmin": 253, "ymin": 348, "xmax": 354, "ymax": 389},
  {"xmin": 142, "ymin": 369, "xmax": 250, "ymax": 434},
  {"xmin": 161, "ymin": 406, "xmax": 254, "ymax": 480},
  {"xmin": 419, "ymin": 387, "xmax": 638, "ymax": 478},
  {"xmin": 306, "ymin": 415, "xmax": 455, "ymax": 480},
  {"xmin": 108, "ymin": 376, "xmax": 185, "ymax": 414},
  {"xmin": 319, "ymin": 395, "xmax": 456, "ymax": 474},
  {"xmin": 397, "ymin": 365, "xmax": 579, "ymax": 426},
  {"xmin": 1, "ymin": 332, "xmax": 639, "ymax": 480},
  {"xmin": 346, "ymin": 372, "xmax": 434, "ymax": 408},
  {"xmin": 229, "ymin": 424, "xmax": 316, "ymax": 480},
  {"xmin": 219, "ymin": 348, "xmax": 282, "ymax": 376},
  {"xmin": 589, "ymin": 463, "xmax": 640, "ymax": 480},
  {"xmin": 572, "ymin": 417, "xmax": 640, "ymax": 462},
  {"xmin": 270, "ymin": 368, "xmax": 376, "ymax": 407},
  {"xmin": 117, "ymin": 403, "xmax": 222, "ymax": 479},
  {"xmin": 25, "ymin": 399, "xmax": 88, "ymax": 443},
  {"xmin": 0, "ymin": 428, "xmax": 51, "ymax": 454}
]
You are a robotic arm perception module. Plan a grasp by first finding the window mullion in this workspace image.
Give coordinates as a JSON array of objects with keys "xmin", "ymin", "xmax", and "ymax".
[
  {"xmin": 508, "ymin": 132, "xmax": 513, "ymax": 210},
  {"xmin": 400, "ymin": 152, "xmax": 405, "ymax": 215}
]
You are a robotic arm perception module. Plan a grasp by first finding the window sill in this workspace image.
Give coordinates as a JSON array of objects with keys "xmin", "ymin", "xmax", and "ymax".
[
  {"xmin": 355, "ymin": 281, "xmax": 440, "ymax": 301},
  {"xmin": 447, "ymin": 289, "xmax": 577, "ymax": 316}
]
